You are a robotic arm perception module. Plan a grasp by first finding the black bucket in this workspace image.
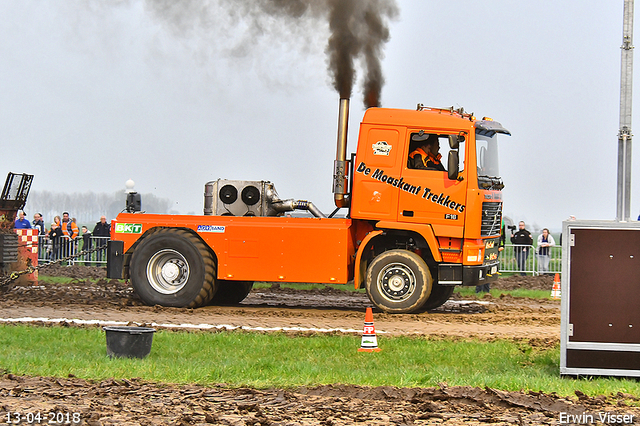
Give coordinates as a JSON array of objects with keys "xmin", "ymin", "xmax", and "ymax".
[{"xmin": 103, "ymin": 326, "xmax": 156, "ymax": 359}]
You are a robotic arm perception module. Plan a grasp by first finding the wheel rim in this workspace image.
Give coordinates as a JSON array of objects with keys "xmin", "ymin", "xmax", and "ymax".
[
  {"xmin": 376, "ymin": 262, "xmax": 416, "ymax": 302},
  {"xmin": 146, "ymin": 249, "xmax": 190, "ymax": 294}
]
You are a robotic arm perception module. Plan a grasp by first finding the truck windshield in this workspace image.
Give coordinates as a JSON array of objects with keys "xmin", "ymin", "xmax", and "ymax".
[{"xmin": 476, "ymin": 131, "xmax": 502, "ymax": 189}]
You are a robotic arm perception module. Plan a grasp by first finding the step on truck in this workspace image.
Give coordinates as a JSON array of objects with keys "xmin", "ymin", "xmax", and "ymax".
[{"xmin": 107, "ymin": 99, "xmax": 510, "ymax": 313}]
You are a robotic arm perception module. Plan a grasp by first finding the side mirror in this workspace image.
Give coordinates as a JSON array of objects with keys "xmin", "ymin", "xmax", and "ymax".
[
  {"xmin": 448, "ymin": 134, "xmax": 464, "ymax": 149},
  {"xmin": 448, "ymin": 151, "xmax": 459, "ymax": 181},
  {"xmin": 448, "ymin": 135, "xmax": 459, "ymax": 149}
]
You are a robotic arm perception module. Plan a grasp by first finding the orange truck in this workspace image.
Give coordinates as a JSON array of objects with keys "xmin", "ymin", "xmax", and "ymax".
[{"xmin": 107, "ymin": 100, "xmax": 509, "ymax": 313}]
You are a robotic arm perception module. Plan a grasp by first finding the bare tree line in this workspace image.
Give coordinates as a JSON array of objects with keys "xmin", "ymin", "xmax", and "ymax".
[{"xmin": 23, "ymin": 191, "xmax": 177, "ymax": 226}]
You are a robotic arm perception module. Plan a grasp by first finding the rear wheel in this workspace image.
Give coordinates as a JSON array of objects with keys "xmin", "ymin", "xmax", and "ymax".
[
  {"xmin": 129, "ymin": 228, "xmax": 216, "ymax": 308},
  {"xmin": 209, "ymin": 280, "xmax": 254, "ymax": 305},
  {"xmin": 419, "ymin": 284, "xmax": 454, "ymax": 311},
  {"xmin": 365, "ymin": 249, "xmax": 432, "ymax": 314}
]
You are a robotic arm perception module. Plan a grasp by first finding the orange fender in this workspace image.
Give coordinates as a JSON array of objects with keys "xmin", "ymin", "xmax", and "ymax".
[{"xmin": 353, "ymin": 230, "xmax": 383, "ymax": 290}]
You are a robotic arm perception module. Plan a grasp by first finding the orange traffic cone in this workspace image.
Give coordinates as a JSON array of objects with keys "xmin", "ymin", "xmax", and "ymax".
[
  {"xmin": 551, "ymin": 273, "xmax": 561, "ymax": 300},
  {"xmin": 358, "ymin": 307, "xmax": 381, "ymax": 352}
]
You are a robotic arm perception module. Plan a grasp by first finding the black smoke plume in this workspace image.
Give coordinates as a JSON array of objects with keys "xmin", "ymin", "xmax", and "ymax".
[
  {"xmin": 143, "ymin": 0, "xmax": 398, "ymax": 108},
  {"xmin": 327, "ymin": 0, "xmax": 397, "ymax": 107}
]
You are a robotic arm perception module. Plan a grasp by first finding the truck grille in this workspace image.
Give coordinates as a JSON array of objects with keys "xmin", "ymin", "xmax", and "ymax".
[{"xmin": 481, "ymin": 202, "xmax": 502, "ymax": 237}]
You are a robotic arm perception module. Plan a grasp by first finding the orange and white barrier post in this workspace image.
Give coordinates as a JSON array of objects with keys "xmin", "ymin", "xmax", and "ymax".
[
  {"xmin": 358, "ymin": 307, "xmax": 381, "ymax": 352},
  {"xmin": 551, "ymin": 273, "xmax": 561, "ymax": 300},
  {"xmin": 14, "ymin": 228, "xmax": 38, "ymax": 283}
]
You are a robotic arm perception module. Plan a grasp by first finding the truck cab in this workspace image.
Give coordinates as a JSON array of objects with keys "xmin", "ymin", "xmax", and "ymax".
[{"xmin": 349, "ymin": 106, "xmax": 509, "ymax": 308}]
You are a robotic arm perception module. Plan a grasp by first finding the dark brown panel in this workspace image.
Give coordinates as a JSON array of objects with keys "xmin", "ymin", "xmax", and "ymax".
[
  {"xmin": 566, "ymin": 349, "xmax": 640, "ymax": 371},
  {"xmin": 569, "ymin": 229, "xmax": 640, "ymax": 343}
]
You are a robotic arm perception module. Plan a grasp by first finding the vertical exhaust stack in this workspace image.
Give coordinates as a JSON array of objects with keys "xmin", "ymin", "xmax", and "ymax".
[{"xmin": 333, "ymin": 98, "xmax": 350, "ymax": 208}]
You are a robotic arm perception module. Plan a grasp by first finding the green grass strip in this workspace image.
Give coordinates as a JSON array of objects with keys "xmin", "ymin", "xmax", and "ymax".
[
  {"xmin": 0, "ymin": 325, "xmax": 638, "ymax": 398},
  {"xmin": 455, "ymin": 287, "xmax": 553, "ymax": 299}
]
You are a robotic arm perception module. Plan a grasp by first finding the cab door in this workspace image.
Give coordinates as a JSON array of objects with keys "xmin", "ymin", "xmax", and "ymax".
[
  {"xmin": 351, "ymin": 125, "xmax": 404, "ymax": 221},
  {"xmin": 397, "ymin": 132, "xmax": 467, "ymax": 238}
]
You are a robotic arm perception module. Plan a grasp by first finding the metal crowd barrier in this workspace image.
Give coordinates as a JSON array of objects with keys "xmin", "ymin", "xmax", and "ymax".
[
  {"xmin": 499, "ymin": 244, "xmax": 562, "ymax": 275},
  {"xmin": 37, "ymin": 236, "xmax": 110, "ymax": 266}
]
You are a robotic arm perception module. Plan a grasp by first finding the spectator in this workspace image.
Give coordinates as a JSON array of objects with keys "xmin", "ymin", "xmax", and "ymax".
[
  {"xmin": 48, "ymin": 216, "xmax": 63, "ymax": 261},
  {"xmin": 32, "ymin": 213, "xmax": 46, "ymax": 260},
  {"xmin": 14, "ymin": 210, "xmax": 32, "ymax": 229},
  {"xmin": 536, "ymin": 228, "xmax": 556, "ymax": 274},
  {"xmin": 92, "ymin": 215, "xmax": 111, "ymax": 263},
  {"xmin": 32, "ymin": 213, "xmax": 45, "ymax": 235},
  {"xmin": 60, "ymin": 212, "xmax": 79, "ymax": 240},
  {"xmin": 60, "ymin": 212, "xmax": 79, "ymax": 261},
  {"xmin": 510, "ymin": 221, "xmax": 533, "ymax": 276},
  {"xmin": 81, "ymin": 225, "xmax": 92, "ymax": 264}
]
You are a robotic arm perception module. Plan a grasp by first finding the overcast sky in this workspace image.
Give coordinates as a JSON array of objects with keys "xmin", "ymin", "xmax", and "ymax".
[{"xmin": 1, "ymin": 1, "xmax": 637, "ymax": 232}]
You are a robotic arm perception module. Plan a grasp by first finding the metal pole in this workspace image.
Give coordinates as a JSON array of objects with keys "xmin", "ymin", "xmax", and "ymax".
[{"xmin": 617, "ymin": 0, "xmax": 634, "ymax": 221}]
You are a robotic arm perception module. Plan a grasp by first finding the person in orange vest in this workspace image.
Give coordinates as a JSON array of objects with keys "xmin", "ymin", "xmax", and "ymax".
[
  {"xmin": 60, "ymin": 212, "xmax": 79, "ymax": 261},
  {"xmin": 60, "ymin": 212, "xmax": 79, "ymax": 240},
  {"xmin": 408, "ymin": 133, "xmax": 446, "ymax": 171}
]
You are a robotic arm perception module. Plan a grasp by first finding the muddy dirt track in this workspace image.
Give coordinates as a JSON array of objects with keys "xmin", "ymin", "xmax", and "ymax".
[
  {"xmin": 1, "ymin": 267, "xmax": 560, "ymax": 340},
  {"xmin": 2, "ymin": 267, "xmax": 638, "ymax": 425},
  {"xmin": 2, "ymin": 374, "xmax": 639, "ymax": 426}
]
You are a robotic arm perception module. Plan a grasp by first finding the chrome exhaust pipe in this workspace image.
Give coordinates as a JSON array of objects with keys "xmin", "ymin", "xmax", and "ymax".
[
  {"xmin": 333, "ymin": 98, "xmax": 349, "ymax": 208},
  {"xmin": 265, "ymin": 184, "xmax": 326, "ymax": 218},
  {"xmin": 271, "ymin": 199, "xmax": 327, "ymax": 218}
]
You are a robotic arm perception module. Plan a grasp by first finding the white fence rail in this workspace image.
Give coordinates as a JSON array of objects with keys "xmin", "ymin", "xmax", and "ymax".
[
  {"xmin": 499, "ymin": 244, "xmax": 562, "ymax": 275},
  {"xmin": 37, "ymin": 236, "xmax": 109, "ymax": 266}
]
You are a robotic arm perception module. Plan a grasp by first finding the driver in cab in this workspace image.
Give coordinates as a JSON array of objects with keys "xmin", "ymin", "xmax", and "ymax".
[{"xmin": 408, "ymin": 133, "xmax": 446, "ymax": 171}]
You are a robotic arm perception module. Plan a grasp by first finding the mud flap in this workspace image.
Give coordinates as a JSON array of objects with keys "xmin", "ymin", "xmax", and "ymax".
[{"xmin": 107, "ymin": 240, "xmax": 124, "ymax": 279}]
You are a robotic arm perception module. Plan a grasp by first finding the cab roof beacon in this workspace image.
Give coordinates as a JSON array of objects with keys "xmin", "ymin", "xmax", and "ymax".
[
  {"xmin": 126, "ymin": 192, "xmax": 141, "ymax": 213},
  {"xmin": 124, "ymin": 179, "xmax": 141, "ymax": 213}
]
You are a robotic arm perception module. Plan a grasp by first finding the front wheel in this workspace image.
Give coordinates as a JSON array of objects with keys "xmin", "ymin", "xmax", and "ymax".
[
  {"xmin": 129, "ymin": 228, "xmax": 216, "ymax": 308},
  {"xmin": 419, "ymin": 284, "xmax": 455, "ymax": 311},
  {"xmin": 365, "ymin": 249, "xmax": 432, "ymax": 314}
]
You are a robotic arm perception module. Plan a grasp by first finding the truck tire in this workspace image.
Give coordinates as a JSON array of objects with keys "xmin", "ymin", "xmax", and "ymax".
[
  {"xmin": 418, "ymin": 284, "xmax": 454, "ymax": 311},
  {"xmin": 129, "ymin": 228, "xmax": 216, "ymax": 308},
  {"xmin": 365, "ymin": 249, "xmax": 432, "ymax": 314},
  {"xmin": 209, "ymin": 280, "xmax": 253, "ymax": 305}
]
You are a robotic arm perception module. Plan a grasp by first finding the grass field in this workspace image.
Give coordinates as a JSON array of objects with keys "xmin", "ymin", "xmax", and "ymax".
[{"xmin": 0, "ymin": 324, "xmax": 638, "ymax": 399}]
